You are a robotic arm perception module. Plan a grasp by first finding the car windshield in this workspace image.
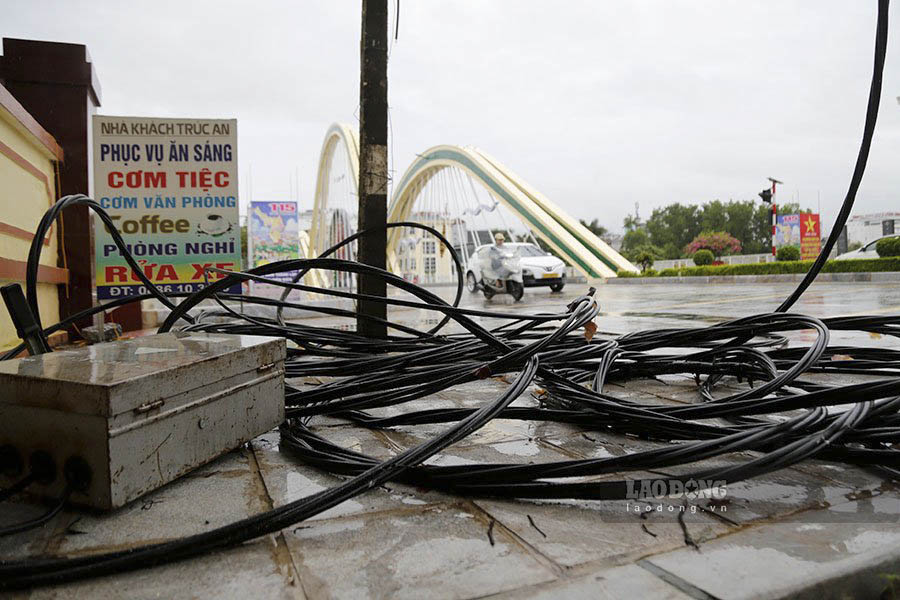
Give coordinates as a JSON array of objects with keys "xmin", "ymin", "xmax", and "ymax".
[{"xmin": 514, "ymin": 244, "xmax": 546, "ymax": 257}]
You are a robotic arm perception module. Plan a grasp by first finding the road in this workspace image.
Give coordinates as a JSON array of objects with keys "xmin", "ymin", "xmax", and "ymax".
[{"xmin": 388, "ymin": 279, "xmax": 900, "ymax": 348}]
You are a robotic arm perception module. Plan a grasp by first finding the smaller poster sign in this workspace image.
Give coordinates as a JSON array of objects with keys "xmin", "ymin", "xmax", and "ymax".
[
  {"xmin": 775, "ymin": 214, "xmax": 801, "ymax": 249},
  {"xmin": 248, "ymin": 201, "xmax": 300, "ymax": 286}
]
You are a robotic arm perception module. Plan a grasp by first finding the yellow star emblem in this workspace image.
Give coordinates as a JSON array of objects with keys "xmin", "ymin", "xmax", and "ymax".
[{"xmin": 804, "ymin": 217, "xmax": 817, "ymax": 234}]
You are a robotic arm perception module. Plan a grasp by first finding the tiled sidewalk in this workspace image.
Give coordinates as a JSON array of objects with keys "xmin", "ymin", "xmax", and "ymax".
[{"xmin": 4, "ymin": 372, "xmax": 898, "ymax": 599}]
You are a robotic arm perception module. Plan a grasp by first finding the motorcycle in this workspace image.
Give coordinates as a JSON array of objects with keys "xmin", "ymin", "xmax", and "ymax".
[{"xmin": 480, "ymin": 247, "xmax": 524, "ymax": 301}]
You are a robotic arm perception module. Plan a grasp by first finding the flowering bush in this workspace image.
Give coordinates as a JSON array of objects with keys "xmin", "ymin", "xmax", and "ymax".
[{"xmin": 684, "ymin": 231, "xmax": 742, "ymax": 258}]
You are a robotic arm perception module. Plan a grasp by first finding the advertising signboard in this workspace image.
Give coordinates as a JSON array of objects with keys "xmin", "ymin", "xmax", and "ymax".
[
  {"xmin": 776, "ymin": 213, "xmax": 821, "ymax": 260},
  {"xmin": 92, "ymin": 116, "xmax": 241, "ymax": 299},
  {"xmin": 775, "ymin": 214, "xmax": 801, "ymax": 250},
  {"xmin": 799, "ymin": 213, "xmax": 821, "ymax": 260},
  {"xmin": 248, "ymin": 201, "xmax": 300, "ymax": 287}
]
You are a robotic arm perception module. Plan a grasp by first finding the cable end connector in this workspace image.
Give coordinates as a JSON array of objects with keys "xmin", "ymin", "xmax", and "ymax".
[{"xmin": 1, "ymin": 284, "xmax": 51, "ymax": 356}]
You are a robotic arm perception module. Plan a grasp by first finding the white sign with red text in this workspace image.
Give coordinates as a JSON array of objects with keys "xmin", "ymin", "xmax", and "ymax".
[{"xmin": 92, "ymin": 115, "xmax": 241, "ymax": 299}]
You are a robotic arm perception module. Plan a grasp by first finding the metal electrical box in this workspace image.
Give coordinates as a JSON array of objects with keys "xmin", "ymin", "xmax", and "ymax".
[{"xmin": 0, "ymin": 332, "xmax": 285, "ymax": 510}]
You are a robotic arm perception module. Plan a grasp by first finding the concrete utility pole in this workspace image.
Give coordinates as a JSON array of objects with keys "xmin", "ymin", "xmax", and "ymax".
[{"xmin": 357, "ymin": 0, "xmax": 389, "ymax": 338}]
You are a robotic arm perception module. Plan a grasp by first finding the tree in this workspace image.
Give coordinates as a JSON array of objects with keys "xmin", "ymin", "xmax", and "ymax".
[
  {"xmin": 777, "ymin": 202, "xmax": 810, "ymax": 215},
  {"xmin": 700, "ymin": 200, "xmax": 728, "ymax": 233},
  {"xmin": 633, "ymin": 248, "xmax": 657, "ymax": 272},
  {"xmin": 623, "ymin": 213, "xmax": 642, "ymax": 232},
  {"xmin": 748, "ymin": 203, "xmax": 773, "ymax": 254},
  {"xmin": 722, "ymin": 201, "xmax": 756, "ymax": 252},
  {"xmin": 621, "ymin": 228, "xmax": 650, "ymax": 256},
  {"xmin": 628, "ymin": 244, "xmax": 664, "ymax": 267},
  {"xmin": 645, "ymin": 204, "xmax": 702, "ymax": 252},
  {"xmin": 633, "ymin": 199, "xmax": 812, "ymax": 257},
  {"xmin": 661, "ymin": 242, "xmax": 681, "ymax": 259}
]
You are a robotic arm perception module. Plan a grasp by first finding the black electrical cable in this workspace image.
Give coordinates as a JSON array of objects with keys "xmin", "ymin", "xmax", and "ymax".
[
  {"xmin": 777, "ymin": 0, "xmax": 889, "ymax": 311},
  {"xmin": 0, "ymin": 472, "xmax": 36, "ymax": 503},
  {"xmin": 3, "ymin": 252, "xmax": 898, "ymax": 589},
  {"xmin": 0, "ymin": 0, "xmax": 894, "ymax": 591},
  {"xmin": 274, "ymin": 221, "xmax": 465, "ymax": 335},
  {"xmin": 0, "ymin": 316, "xmax": 564, "ymax": 588},
  {"xmin": 0, "ymin": 485, "xmax": 72, "ymax": 538},
  {"xmin": 24, "ymin": 194, "xmax": 192, "ymax": 330}
]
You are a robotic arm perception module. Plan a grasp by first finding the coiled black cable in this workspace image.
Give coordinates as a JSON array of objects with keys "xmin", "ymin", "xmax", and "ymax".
[
  {"xmin": 24, "ymin": 194, "xmax": 192, "ymax": 330},
  {"xmin": 0, "ymin": 0, "xmax": 894, "ymax": 590}
]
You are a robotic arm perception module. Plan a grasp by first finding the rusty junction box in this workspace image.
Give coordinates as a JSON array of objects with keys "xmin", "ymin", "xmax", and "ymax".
[{"xmin": 0, "ymin": 332, "xmax": 285, "ymax": 510}]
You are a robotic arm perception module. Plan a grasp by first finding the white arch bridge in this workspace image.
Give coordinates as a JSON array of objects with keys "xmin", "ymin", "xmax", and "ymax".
[{"xmin": 309, "ymin": 123, "xmax": 637, "ymax": 284}]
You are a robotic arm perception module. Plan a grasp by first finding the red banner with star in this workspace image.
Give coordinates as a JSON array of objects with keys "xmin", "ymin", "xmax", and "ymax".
[{"xmin": 800, "ymin": 213, "xmax": 821, "ymax": 260}]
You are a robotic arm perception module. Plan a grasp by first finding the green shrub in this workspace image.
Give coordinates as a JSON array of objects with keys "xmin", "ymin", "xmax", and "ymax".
[
  {"xmin": 618, "ymin": 257, "xmax": 900, "ymax": 278},
  {"xmin": 692, "ymin": 249, "xmax": 714, "ymax": 266},
  {"xmin": 776, "ymin": 245, "xmax": 801, "ymax": 261},
  {"xmin": 820, "ymin": 257, "xmax": 900, "ymax": 273},
  {"xmin": 616, "ymin": 269, "xmax": 641, "ymax": 278},
  {"xmin": 643, "ymin": 268, "xmax": 658, "ymax": 277},
  {"xmin": 876, "ymin": 236, "xmax": 900, "ymax": 258}
]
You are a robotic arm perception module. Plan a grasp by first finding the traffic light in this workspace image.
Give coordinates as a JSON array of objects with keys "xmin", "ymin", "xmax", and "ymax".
[{"xmin": 759, "ymin": 189, "xmax": 773, "ymax": 203}]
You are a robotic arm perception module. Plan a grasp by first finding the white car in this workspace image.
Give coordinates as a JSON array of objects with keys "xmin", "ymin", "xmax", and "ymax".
[
  {"xmin": 835, "ymin": 235, "xmax": 895, "ymax": 260},
  {"xmin": 466, "ymin": 243, "xmax": 566, "ymax": 293}
]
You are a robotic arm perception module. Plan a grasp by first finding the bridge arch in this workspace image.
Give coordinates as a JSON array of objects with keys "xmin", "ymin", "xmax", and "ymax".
[
  {"xmin": 307, "ymin": 123, "xmax": 361, "ymax": 288},
  {"xmin": 387, "ymin": 145, "xmax": 636, "ymax": 279},
  {"xmin": 310, "ymin": 123, "xmax": 360, "ymax": 257}
]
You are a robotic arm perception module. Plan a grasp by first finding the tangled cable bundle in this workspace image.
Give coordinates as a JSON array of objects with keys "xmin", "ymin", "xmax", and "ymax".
[{"xmin": 0, "ymin": 0, "xmax": 894, "ymax": 589}]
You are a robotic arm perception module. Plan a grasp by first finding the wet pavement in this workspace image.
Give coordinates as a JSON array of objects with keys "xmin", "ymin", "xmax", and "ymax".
[
  {"xmin": 3, "ymin": 281, "xmax": 899, "ymax": 599},
  {"xmin": 392, "ymin": 279, "xmax": 900, "ymax": 343}
]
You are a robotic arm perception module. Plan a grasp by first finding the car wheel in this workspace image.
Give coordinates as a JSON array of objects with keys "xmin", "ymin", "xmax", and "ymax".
[
  {"xmin": 550, "ymin": 282, "xmax": 565, "ymax": 292},
  {"xmin": 466, "ymin": 272, "xmax": 478, "ymax": 293}
]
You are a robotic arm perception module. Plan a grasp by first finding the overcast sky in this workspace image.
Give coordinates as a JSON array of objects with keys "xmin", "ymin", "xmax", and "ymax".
[{"xmin": 4, "ymin": 1, "xmax": 899, "ymax": 233}]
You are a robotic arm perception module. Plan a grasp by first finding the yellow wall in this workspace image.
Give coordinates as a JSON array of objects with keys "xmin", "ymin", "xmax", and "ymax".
[{"xmin": 0, "ymin": 100, "xmax": 61, "ymax": 350}]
